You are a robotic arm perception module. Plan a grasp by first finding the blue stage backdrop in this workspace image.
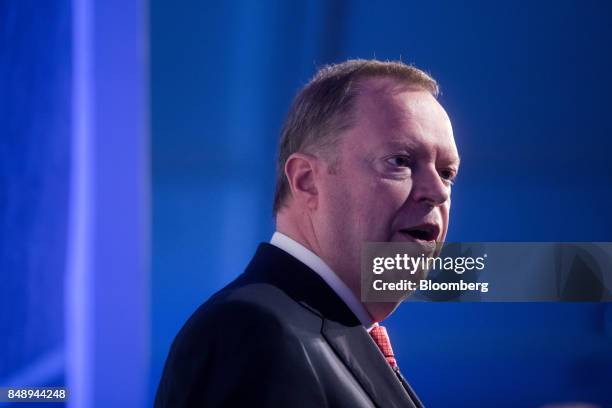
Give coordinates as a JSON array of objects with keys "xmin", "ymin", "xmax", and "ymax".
[
  {"xmin": 0, "ymin": 0, "xmax": 70, "ymax": 396},
  {"xmin": 1, "ymin": 0, "xmax": 149, "ymax": 407},
  {"xmin": 151, "ymin": 1, "xmax": 612, "ymax": 407},
  {"xmin": 2, "ymin": 1, "xmax": 612, "ymax": 407}
]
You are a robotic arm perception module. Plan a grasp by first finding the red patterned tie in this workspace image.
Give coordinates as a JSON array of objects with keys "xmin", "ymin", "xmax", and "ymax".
[{"xmin": 369, "ymin": 324, "xmax": 398, "ymax": 370}]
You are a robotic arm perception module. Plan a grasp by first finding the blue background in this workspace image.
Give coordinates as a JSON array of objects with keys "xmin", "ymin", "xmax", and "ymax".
[
  {"xmin": 0, "ymin": 0, "xmax": 70, "ymax": 400},
  {"xmin": 2, "ymin": 0, "xmax": 612, "ymax": 407}
]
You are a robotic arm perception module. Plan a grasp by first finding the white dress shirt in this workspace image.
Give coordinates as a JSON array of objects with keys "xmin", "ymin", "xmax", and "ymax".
[{"xmin": 270, "ymin": 231, "xmax": 374, "ymax": 329}]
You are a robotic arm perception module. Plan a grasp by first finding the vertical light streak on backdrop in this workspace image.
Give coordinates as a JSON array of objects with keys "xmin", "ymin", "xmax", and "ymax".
[
  {"xmin": 66, "ymin": 0, "xmax": 93, "ymax": 404},
  {"xmin": 66, "ymin": 0, "xmax": 150, "ymax": 406}
]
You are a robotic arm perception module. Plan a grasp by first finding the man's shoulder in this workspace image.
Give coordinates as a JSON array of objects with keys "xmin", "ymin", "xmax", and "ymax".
[
  {"xmin": 156, "ymin": 271, "xmax": 331, "ymax": 408},
  {"xmin": 171, "ymin": 277, "xmax": 323, "ymax": 353},
  {"xmin": 208, "ymin": 280, "xmax": 317, "ymax": 324}
]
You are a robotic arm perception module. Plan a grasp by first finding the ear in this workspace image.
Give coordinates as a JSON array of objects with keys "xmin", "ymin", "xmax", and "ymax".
[{"xmin": 284, "ymin": 152, "xmax": 319, "ymax": 211}]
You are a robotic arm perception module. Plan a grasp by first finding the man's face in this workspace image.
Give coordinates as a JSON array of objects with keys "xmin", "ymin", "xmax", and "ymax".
[{"xmin": 313, "ymin": 79, "xmax": 460, "ymax": 292}]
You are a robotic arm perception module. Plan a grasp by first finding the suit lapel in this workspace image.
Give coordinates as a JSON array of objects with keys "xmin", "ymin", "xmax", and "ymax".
[
  {"xmin": 245, "ymin": 244, "xmax": 420, "ymax": 407},
  {"xmin": 394, "ymin": 367, "xmax": 424, "ymax": 408},
  {"xmin": 321, "ymin": 319, "xmax": 418, "ymax": 408}
]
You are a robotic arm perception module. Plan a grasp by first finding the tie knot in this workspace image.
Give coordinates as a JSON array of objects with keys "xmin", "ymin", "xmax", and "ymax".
[{"xmin": 369, "ymin": 325, "xmax": 398, "ymax": 369}]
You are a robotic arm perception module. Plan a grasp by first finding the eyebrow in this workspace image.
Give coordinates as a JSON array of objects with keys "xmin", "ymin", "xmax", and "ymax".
[{"xmin": 385, "ymin": 139, "xmax": 419, "ymax": 152}]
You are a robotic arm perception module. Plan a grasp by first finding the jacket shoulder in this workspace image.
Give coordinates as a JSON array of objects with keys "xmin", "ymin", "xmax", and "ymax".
[{"xmin": 155, "ymin": 281, "xmax": 326, "ymax": 407}]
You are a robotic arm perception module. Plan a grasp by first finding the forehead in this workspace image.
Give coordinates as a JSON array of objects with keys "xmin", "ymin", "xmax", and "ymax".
[{"xmin": 349, "ymin": 78, "xmax": 458, "ymax": 159}]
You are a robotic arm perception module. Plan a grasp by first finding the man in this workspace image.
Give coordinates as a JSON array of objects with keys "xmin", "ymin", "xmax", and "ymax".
[{"xmin": 155, "ymin": 59, "xmax": 460, "ymax": 407}]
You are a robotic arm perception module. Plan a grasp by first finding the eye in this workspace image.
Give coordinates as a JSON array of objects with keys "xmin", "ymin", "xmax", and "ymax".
[
  {"xmin": 385, "ymin": 155, "xmax": 411, "ymax": 168},
  {"xmin": 439, "ymin": 169, "xmax": 457, "ymax": 185}
]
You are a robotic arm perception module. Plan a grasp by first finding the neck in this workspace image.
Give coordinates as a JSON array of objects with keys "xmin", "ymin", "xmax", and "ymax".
[
  {"xmin": 275, "ymin": 212, "xmax": 402, "ymax": 324},
  {"xmin": 364, "ymin": 301, "xmax": 401, "ymax": 323},
  {"xmin": 275, "ymin": 210, "xmax": 322, "ymax": 258}
]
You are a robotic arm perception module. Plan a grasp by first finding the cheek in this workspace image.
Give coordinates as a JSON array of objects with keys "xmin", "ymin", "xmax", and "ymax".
[
  {"xmin": 318, "ymin": 177, "xmax": 357, "ymax": 227},
  {"xmin": 358, "ymin": 180, "xmax": 412, "ymax": 235},
  {"xmin": 322, "ymin": 172, "xmax": 413, "ymax": 239},
  {"xmin": 372, "ymin": 179, "xmax": 413, "ymax": 211},
  {"xmin": 439, "ymin": 201, "xmax": 451, "ymax": 239},
  {"xmin": 443, "ymin": 197, "xmax": 451, "ymax": 220}
]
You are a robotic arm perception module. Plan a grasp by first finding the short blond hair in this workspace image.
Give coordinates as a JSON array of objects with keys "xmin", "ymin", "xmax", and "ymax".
[{"xmin": 273, "ymin": 59, "xmax": 439, "ymax": 214}]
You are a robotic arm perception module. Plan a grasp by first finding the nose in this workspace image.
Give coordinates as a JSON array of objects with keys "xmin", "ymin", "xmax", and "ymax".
[{"xmin": 410, "ymin": 165, "xmax": 450, "ymax": 207}]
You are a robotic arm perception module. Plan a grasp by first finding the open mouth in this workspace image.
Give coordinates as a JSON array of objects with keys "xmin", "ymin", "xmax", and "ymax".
[{"xmin": 399, "ymin": 224, "xmax": 439, "ymax": 242}]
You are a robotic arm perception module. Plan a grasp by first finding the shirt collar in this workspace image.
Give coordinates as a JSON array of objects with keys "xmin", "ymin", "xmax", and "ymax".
[{"xmin": 270, "ymin": 231, "xmax": 375, "ymax": 329}]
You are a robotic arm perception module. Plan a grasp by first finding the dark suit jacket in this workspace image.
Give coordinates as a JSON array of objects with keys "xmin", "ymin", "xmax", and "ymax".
[{"xmin": 155, "ymin": 243, "xmax": 424, "ymax": 408}]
